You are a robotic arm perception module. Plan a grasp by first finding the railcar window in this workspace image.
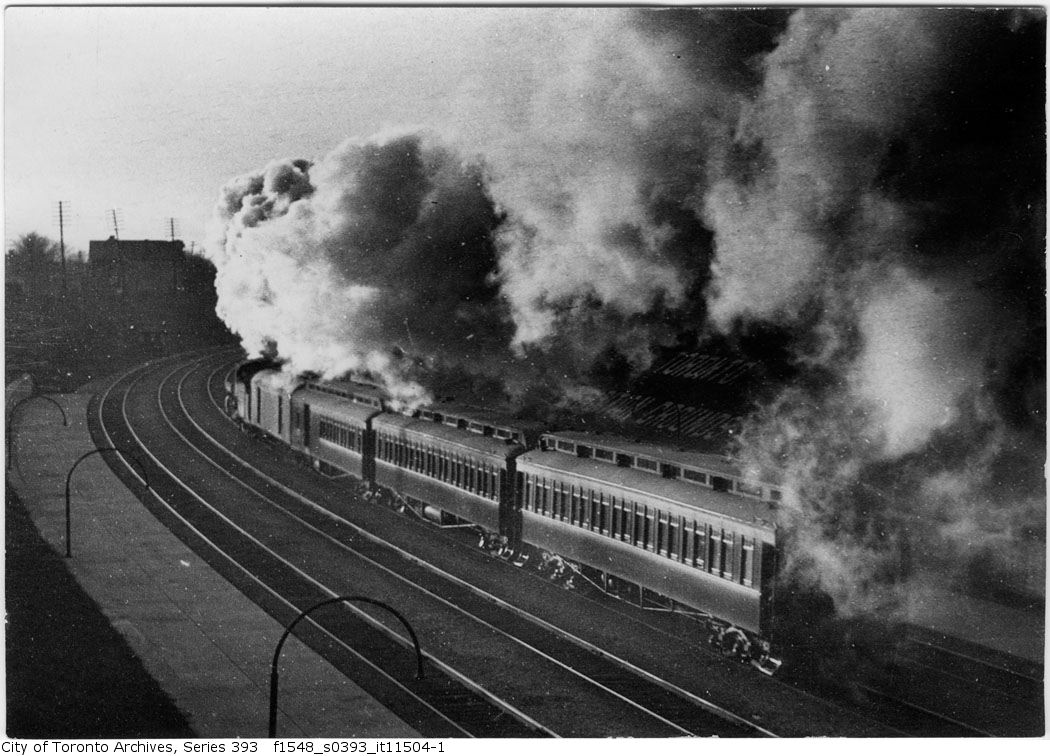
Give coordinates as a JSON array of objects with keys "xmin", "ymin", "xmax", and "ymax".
[
  {"xmin": 695, "ymin": 523, "xmax": 708, "ymax": 570},
  {"xmin": 594, "ymin": 448, "xmax": 614, "ymax": 462},
  {"xmin": 668, "ymin": 516, "xmax": 680, "ymax": 560},
  {"xmin": 576, "ymin": 445, "xmax": 592, "ymax": 458},
  {"xmin": 556, "ymin": 440, "xmax": 575, "ymax": 453},
  {"xmin": 635, "ymin": 457, "xmax": 658, "ymax": 472},
  {"xmin": 277, "ymin": 396, "xmax": 283, "ymax": 435},
  {"xmin": 637, "ymin": 506, "xmax": 647, "ymax": 547},
  {"xmin": 571, "ymin": 487, "xmax": 582, "ymax": 525},
  {"xmin": 683, "ymin": 469, "xmax": 707, "ymax": 485},
  {"xmin": 708, "ymin": 529, "xmax": 720, "ymax": 574},
  {"xmin": 741, "ymin": 538, "xmax": 754, "ymax": 587},
  {"xmin": 712, "ymin": 476, "xmax": 731, "ymax": 492},
  {"xmin": 721, "ymin": 532, "xmax": 735, "ymax": 580},
  {"xmin": 616, "ymin": 454, "xmax": 633, "ymax": 468},
  {"xmin": 661, "ymin": 464, "xmax": 680, "ymax": 480},
  {"xmin": 657, "ymin": 512, "xmax": 669, "ymax": 555},
  {"xmin": 599, "ymin": 495, "xmax": 609, "ymax": 534}
]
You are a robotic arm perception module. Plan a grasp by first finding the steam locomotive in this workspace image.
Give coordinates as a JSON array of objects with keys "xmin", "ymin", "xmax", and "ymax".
[{"xmin": 227, "ymin": 360, "xmax": 784, "ymax": 674}]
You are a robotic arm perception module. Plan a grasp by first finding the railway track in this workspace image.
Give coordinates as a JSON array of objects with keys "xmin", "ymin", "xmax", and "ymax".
[
  {"xmin": 860, "ymin": 632, "xmax": 1044, "ymax": 737},
  {"xmin": 92, "ymin": 352, "xmax": 776, "ymax": 737},
  {"xmin": 96, "ymin": 350, "xmax": 1036, "ymax": 738}
]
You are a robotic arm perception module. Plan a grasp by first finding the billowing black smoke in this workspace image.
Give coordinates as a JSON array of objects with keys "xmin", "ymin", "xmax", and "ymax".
[
  {"xmin": 205, "ymin": 7, "xmax": 1045, "ymax": 614},
  {"xmin": 701, "ymin": 8, "xmax": 1045, "ymax": 614}
]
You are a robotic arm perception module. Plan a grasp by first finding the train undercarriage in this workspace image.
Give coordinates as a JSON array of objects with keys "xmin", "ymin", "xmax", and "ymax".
[{"xmin": 370, "ymin": 482, "xmax": 782, "ymax": 676}]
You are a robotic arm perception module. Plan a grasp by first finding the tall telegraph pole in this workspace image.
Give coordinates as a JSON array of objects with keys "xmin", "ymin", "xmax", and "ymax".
[{"xmin": 57, "ymin": 201, "xmax": 68, "ymax": 295}]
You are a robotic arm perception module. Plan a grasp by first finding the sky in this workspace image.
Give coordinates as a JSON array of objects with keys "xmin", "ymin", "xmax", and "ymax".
[{"xmin": 4, "ymin": 5, "xmax": 542, "ymax": 252}]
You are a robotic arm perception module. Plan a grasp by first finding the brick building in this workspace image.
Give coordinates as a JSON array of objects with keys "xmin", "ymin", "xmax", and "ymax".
[{"xmin": 88, "ymin": 237, "xmax": 185, "ymax": 296}]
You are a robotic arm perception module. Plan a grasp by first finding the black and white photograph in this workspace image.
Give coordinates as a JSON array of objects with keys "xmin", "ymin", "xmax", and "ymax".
[{"xmin": 5, "ymin": 4, "xmax": 1046, "ymax": 741}]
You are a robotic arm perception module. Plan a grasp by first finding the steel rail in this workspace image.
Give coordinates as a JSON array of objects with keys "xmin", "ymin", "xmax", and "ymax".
[
  {"xmin": 190, "ymin": 354, "xmax": 781, "ymax": 737},
  {"xmin": 148, "ymin": 356, "xmax": 557, "ymax": 736},
  {"xmin": 166, "ymin": 359, "xmax": 708, "ymax": 737},
  {"xmin": 855, "ymin": 684, "xmax": 997, "ymax": 737},
  {"xmin": 94, "ymin": 357, "xmax": 475, "ymax": 738}
]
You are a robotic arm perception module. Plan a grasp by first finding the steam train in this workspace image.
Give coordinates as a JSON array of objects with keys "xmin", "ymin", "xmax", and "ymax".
[{"xmin": 227, "ymin": 361, "xmax": 784, "ymax": 674}]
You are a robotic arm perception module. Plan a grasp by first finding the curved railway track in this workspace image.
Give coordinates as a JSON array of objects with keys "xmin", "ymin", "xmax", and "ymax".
[
  {"xmin": 92, "ymin": 350, "xmax": 1039, "ymax": 738},
  {"xmin": 92, "ymin": 351, "xmax": 777, "ymax": 737}
]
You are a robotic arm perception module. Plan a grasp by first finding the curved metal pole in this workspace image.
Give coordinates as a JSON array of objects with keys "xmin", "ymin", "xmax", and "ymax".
[
  {"xmin": 269, "ymin": 595, "xmax": 425, "ymax": 737},
  {"xmin": 65, "ymin": 446, "xmax": 151, "ymax": 558},
  {"xmin": 6, "ymin": 393, "xmax": 69, "ymax": 471}
]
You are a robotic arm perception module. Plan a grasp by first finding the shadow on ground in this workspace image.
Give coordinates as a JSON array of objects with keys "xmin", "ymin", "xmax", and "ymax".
[{"xmin": 5, "ymin": 481, "xmax": 194, "ymax": 738}]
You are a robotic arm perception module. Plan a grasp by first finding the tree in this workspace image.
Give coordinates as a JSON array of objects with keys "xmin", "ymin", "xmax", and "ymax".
[{"xmin": 6, "ymin": 232, "xmax": 61, "ymax": 290}]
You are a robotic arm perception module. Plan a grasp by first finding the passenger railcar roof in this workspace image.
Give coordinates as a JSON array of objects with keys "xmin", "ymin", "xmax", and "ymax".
[
  {"xmin": 296, "ymin": 388, "xmax": 382, "ymax": 425},
  {"xmin": 308, "ymin": 377, "xmax": 388, "ymax": 404},
  {"xmin": 543, "ymin": 429, "xmax": 781, "ymax": 486},
  {"xmin": 425, "ymin": 401, "xmax": 543, "ymax": 431},
  {"xmin": 374, "ymin": 413, "xmax": 526, "ymax": 460},
  {"xmin": 517, "ymin": 448, "xmax": 777, "ymax": 530}
]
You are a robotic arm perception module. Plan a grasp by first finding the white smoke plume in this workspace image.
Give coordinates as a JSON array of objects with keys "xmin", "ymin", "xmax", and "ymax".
[{"xmin": 207, "ymin": 131, "xmax": 510, "ymax": 408}]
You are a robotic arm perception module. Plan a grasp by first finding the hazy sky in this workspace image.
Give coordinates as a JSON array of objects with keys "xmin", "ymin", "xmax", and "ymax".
[{"xmin": 4, "ymin": 5, "xmax": 555, "ymax": 253}]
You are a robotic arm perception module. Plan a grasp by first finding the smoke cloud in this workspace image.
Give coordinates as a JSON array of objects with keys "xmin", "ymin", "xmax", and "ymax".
[
  {"xmin": 207, "ymin": 131, "xmax": 511, "ymax": 406},
  {"xmin": 205, "ymin": 8, "xmax": 1044, "ymax": 616},
  {"xmin": 704, "ymin": 8, "xmax": 1045, "ymax": 614}
]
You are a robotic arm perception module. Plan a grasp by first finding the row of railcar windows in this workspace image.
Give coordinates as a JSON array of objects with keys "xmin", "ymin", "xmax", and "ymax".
[
  {"xmin": 545, "ymin": 436, "xmax": 782, "ymax": 502},
  {"xmin": 375, "ymin": 433, "xmax": 501, "ymax": 500},
  {"xmin": 317, "ymin": 415, "xmax": 365, "ymax": 453},
  {"xmin": 517, "ymin": 472, "xmax": 759, "ymax": 588}
]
